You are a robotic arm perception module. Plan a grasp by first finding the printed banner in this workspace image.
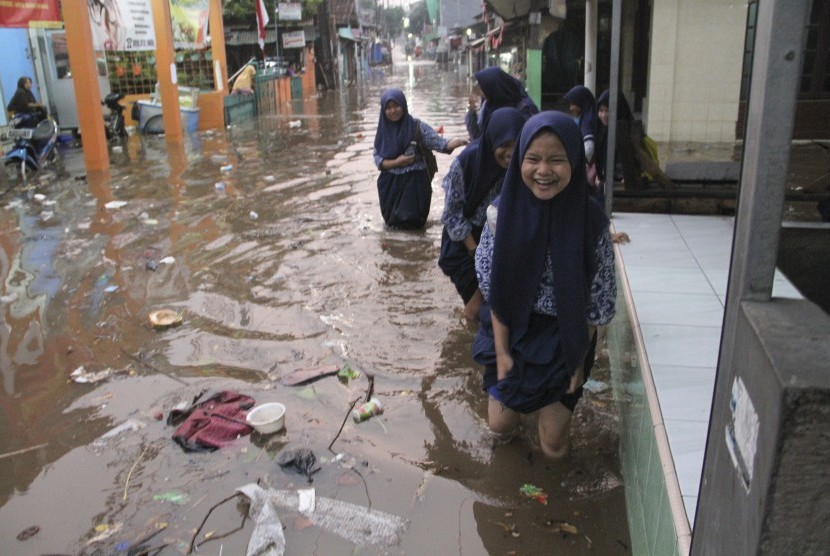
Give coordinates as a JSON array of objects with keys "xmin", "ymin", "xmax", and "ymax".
[
  {"xmin": 0, "ymin": 0, "xmax": 61, "ymax": 28},
  {"xmin": 88, "ymin": 0, "xmax": 156, "ymax": 51},
  {"xmin": 282, "ymin": 30, "xmax": 305, "ymax": 49},
  {"xmin": 170, "ymin": 0, "xmax": 209, "ymax": 50}
]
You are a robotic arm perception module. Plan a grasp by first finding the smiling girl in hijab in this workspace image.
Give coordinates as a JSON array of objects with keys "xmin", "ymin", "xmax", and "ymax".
[
  {"xmin": 439, "ymin": 107, "xmax": 527, "ymax": 321},
  {"xmin": 466, "ymin": 67, "xmax": 538, "ymax": 140},
  {"xmin": 374, "ymin": 88, "xmax": 467, "ymax": 229},
  {"xmin": 472, "ymin": 111, "xmax": 616, "ymax": 460},
  {"xmin": 564, "ymin": 85, "xmax": 598, "ymax": 167}
]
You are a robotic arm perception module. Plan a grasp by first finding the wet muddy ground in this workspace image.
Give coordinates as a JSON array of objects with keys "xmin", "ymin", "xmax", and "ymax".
[{"xmin": 0, "ymin": 62, "xmax": 631, "ymax": 554}]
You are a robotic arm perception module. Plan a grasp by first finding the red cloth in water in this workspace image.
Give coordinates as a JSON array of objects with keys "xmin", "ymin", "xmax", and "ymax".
[{"xmin": 170, "ymin": 391, "xmax": 255, "ymax": 452}]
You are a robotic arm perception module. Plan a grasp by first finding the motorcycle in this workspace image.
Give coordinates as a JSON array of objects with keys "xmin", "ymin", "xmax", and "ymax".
[
  {"xmin": 103, "ymin": 92, "xmax": 127, "ymax": 141},
  {"xmin": 3, "ymin": 112, "xmax": 59, "ymax": 181}
]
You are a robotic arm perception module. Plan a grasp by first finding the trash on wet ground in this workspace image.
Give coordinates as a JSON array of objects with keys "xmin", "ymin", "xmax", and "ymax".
[
  {"xmin": 277, "ymin": 448, "xmax": 320, "ymax": 482},
  {"xmin": 16, "ymin": 525, "xmax": 39, "ymax": 541},
  {"xmin": 152, "ymin": 491, "xmax": 189, "ymax": 505},
  {"xmin": 70, "ymin": 365, "xmax": 117, "ymax": 384},
  {"xmin": 246, "ymin": 402, "xmax": 286, "ymax": 434},
  {"xmin": 280, "ymin": 364, "xmax": 340, "ymax": 386},
  {"xmin": 214, "ymin": 181, "xmax": 226, "ymax": 192},
  {"xmin": 145, "ymin": 259, "xmax": 159, "ymax": 271},
  {"xmin": 237, "ymin": 483, "xmax": 408, "ymax": 548},
  {"xmin": 159, "ymin": 255, "xmax": 175, "ymax": 265},
  {"xmin": 148, "ymin": 309, "xmax": 183, "ymax": 329},
  {"xmin": 352, "ymin": 398, "xmax": 383, "ymax": 423},
  {"xmin": 337, "ymin": 363, "xmax": 360, "ymax": 382},
  {"xmin": 249, "ymin": 210, "xmax": 259, "ymax": 220},
  {"xmin": 519, "ymin": 483, "xmax": 548, "ymax": 505},
  {"xmin": 545, "ymin": 520, "xmax": 579, "ymax": 535},
  {"xmin": 104, "ymin": 200, "xmax": 128, "ymax": 209},
  {"xmin": 582, "ymin": 379, "xmax": 610, "ymax": 394},
  {"xmin": 298, "ymin": 488, "xmax": 315, "ymax": 513},
  {"xmin": 169, "ymin": 391, "xmax": 255, "ymax": 452},
  {"xmin": 220, "ymin": 164, "xmax": 233, "ymax": 172},
  {"xmin": 92, "ymin": 419, "xmax": 146, "ymax": 447},
  {"xmin": 87, "ymin": 522, "xmax": 123, "ymax": 544},
  {"xmin": 288, "ymin": 120, "xmax": 301, "ymax": 128},
  {"xmin": 236, "ymin": 484, "xmax": 287, "ymax": 556}
]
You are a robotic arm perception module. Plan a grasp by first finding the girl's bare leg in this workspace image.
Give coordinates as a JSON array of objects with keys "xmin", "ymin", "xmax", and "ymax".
[
  {"xmin": 464, "ymin": 289, "xmax": 484, "ymax": 322},
  {"xmin": 488, "ymin": 397, "xmax": 520, "ymax": 437},
  {"xmin": 537, "ymin": 402, "xmax": 574, "ymax": 460}
]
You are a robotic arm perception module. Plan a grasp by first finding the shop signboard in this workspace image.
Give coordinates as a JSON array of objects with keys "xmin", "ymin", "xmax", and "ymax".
[
  {"xmin": 0, "ymin": 0, "xmax": 60, "ymax": 28},
  {"xmin": 282, "ymin": 30, "xmax": 305, "ymax": 49}
]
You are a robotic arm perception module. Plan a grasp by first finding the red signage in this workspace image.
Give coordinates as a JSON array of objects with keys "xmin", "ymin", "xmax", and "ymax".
[{"xmin": 0, "ymin": 0, "xmax": 61, "ymax": 28}]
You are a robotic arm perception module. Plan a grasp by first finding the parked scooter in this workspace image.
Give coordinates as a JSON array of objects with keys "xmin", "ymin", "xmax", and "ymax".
[
  {"xmin": 103, "ymin": 92, "xmax": 127, "ymax": 141},
  {"xmin": 3, "ymin": 112, "xmax": 59, "ymax": 181}
]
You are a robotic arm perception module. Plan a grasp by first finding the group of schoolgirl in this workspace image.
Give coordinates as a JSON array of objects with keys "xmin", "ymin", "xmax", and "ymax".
[{"xmin": 372, "ymin": 68, "xmax": 618, "ymax": 460}]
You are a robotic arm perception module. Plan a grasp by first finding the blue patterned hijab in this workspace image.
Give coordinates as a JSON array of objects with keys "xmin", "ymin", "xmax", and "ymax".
[
  {"xmin": 564, "ymin": 85, "xmax": 598, "ymax": 142},
  {"xmin": 489, "ymin": 111, "xmax": 608, "ymax": 373},
  {"xmin": 461, "ymin": 107, "xmax": 526, "ymax": 217},
  {"xmin": 374, "ymin": 88, "xmax": 416, "ymax": 159}
]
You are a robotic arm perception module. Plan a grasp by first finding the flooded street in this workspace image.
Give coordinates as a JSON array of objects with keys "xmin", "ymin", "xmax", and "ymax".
[{"xmin": 0, "ymin": 58, "xmax": 629, "ymax": 555}]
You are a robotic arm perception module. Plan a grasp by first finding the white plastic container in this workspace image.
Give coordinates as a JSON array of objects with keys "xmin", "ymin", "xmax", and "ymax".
[{"xmin": 246, "ymin": 402, "xmax": 286, "ymax": 434}]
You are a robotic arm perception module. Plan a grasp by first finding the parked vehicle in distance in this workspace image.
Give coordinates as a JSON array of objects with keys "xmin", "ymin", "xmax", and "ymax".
[{"xmin": 4, "ymin": 113, "xmax": 59, "ymax": 182}]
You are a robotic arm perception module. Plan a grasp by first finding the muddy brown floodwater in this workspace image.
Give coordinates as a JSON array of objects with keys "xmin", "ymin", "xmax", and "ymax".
[{"xmin": 0, "ymin": 59, "xmax": 630, "ymax": 555}]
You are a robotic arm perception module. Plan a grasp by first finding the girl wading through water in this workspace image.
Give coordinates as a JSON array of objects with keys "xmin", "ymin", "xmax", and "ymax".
[
  {"xmin": 473, "ymin": 111, "xmax": 616, "ymax": 459},
  {"xmin": 373, "ymin": 88, "xmax": 467, "ymax": 229},
  {"xmin": 439, "ymin": 107, "xmax": 527, "ymax": 322}
]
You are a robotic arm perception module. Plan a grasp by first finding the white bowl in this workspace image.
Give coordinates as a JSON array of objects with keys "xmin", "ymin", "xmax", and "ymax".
[{"xmin": 246, "ymin": 402, "xmax": 286, "ymax": 434}]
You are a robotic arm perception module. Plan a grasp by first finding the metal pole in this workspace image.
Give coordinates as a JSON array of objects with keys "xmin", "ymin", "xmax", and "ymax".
[
  {"xmin": 604, "ymin": 0, "xmax": 621, "ymax": 217},
  {"xmin": 584, "ymin": 0, "xmax": 597, "ymax": 93},
  {"xmin": 274, "ymin": 4, "xmax": 281, "ymax": 61}
]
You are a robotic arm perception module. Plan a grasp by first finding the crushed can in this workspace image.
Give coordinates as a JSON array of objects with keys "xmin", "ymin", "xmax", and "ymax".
[{"xmin": 352, "ymin": 398, "xmax": 383, "ymax": 423}]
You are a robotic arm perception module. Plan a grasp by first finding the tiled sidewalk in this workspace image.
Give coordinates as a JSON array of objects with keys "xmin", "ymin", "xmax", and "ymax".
[{"xmin": 612, "ymin": 212, "xmax": 802, "ymax": 526}]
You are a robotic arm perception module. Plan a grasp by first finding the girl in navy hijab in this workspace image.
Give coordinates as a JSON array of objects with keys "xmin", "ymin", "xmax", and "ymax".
[
  {"xmin": 466, "ymin": 67, "xmax": 538, "ymax": 139},
  {"xmin": 439, "ymin": 107, "xmax": 526, "ymax": 321},
  {"xmin": 472, "ymin": 111, "xmax": 616, "ymax": 459},
  {"xmin": 374, "ymin": 88, "xmax": 467, "ymax": 229},
  {"xmin": 564, "ymin": 85, "xmax": 598, "ymax": 166}
]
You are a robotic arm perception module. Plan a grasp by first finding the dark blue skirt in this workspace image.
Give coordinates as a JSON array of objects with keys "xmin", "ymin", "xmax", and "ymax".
[
  {"xmin": 473, "ymin": 304, "xmax": 595, "ymax": 414},
  {"xmin": 438, "ymin": 225, "xmax": 483, "ymax": 304},
  {"xmin": 377, "ymin": 169, "xmax": 432, "ymax": 229}
]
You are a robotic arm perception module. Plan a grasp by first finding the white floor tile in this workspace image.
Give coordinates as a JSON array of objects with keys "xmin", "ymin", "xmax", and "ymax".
[
  {"xmin": 651, "ymin": 364, "xmax": 716, "ymax": 423},
  {"xmin": 632, "ymin": 291, "xmax": 725, "ymax": 327},
  {"xmin": 640, "ymin": 323, "xmax": 722, "ymax": 368},
  {"xmin": 663, "ymin": 419, "xmax": 709, "ymax": 497},
  {"xmin": 624, "ymin": 266, "xmax": 716, "ymax": 295}
]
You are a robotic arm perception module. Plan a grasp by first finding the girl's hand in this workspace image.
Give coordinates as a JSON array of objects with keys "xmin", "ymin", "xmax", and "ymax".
[
  {"xmin": 567, "ymin": 365, "xmax": 584, "ymax": 394},
  {"xmin": 496, "ymin": 351, "xmax": 514, "ymax": 381},
  {"xmin": 391, "ymin": 154, "xmax": 415, "ymax": 168},
  {"xmin": 445, "ymin": 137, "xmax": 468, "ymax": 153}
]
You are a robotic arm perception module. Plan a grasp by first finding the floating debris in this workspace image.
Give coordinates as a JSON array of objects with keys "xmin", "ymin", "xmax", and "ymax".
[
  {"xmin": 104, "ymin": 200, "xmax": 128, "ymax": 209},
  {"xmin": 220, "ymin": 164, "xmax": 233, "ymax": 172},
  {"xmin": 148, "ymin": 309, "xmax": 183, "ymax": 329},
  {"xmin": 70, "ymin": 366, "xmax": 115, "ymax": 384},
  {"xmin": 519, "ymin": 483, "xmax": 548, "ymax": 505},
  {"xmin": 16, "ymin": 525, "xmax": 39, "ymax": 541}
]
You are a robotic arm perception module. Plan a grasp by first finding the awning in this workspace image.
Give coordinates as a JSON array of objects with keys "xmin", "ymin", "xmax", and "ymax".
[{"xmin": 337, "ymin": 27, "xmax": 360, "ymax": 42}]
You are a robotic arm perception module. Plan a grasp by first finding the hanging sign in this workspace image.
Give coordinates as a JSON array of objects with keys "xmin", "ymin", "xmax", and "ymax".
[
  {"xmin": 282, "ymin": 30, "xmax": 305, "ymax": 49},
  {"xmin": 0, "ymin": 0, "xmax": 60, "ymax": 28},
  {"xmin": 278, "ymin": 3, "xmax": 302, "ymax": 21},
  {"xmin": 170, "ymin": 0, "xmax": 210, "ymax": 50},
  {"xmin": 88, "ymin": 0, "xmax": 156, "ymax": 51}
]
